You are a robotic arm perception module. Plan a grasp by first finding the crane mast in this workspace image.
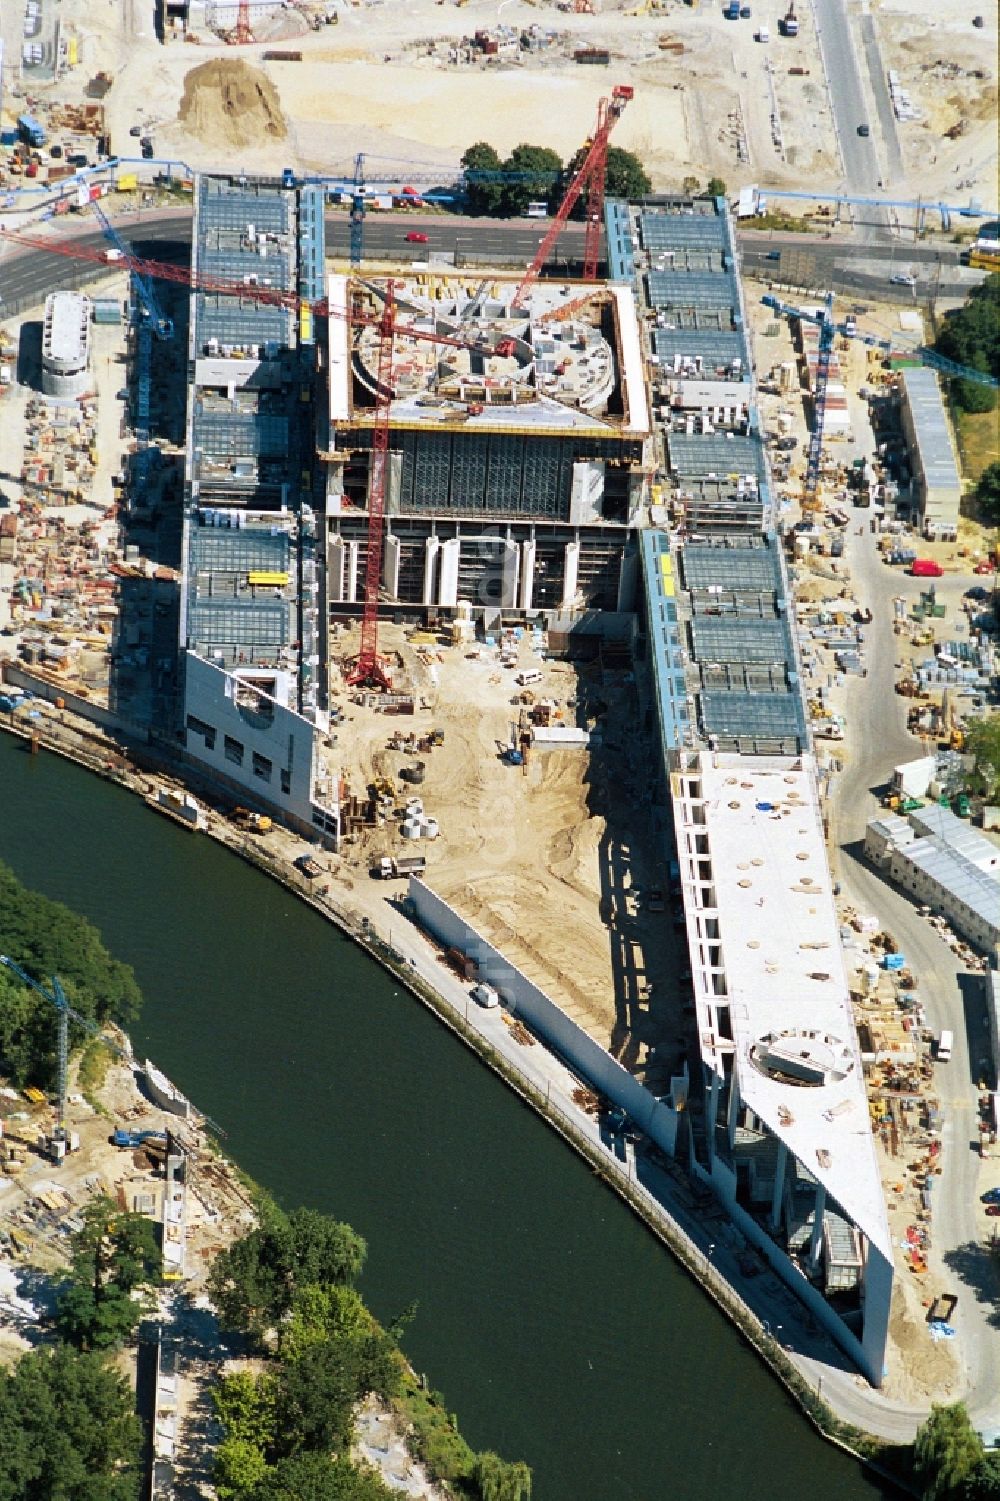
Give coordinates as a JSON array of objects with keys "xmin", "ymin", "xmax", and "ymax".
[
  {"xmin": 512, "ymin": 84, "xmax": 633, "ymax": 309},
  {"xmin": 347, "ymin": 282, "xmax": 397, "ymax": 691}
]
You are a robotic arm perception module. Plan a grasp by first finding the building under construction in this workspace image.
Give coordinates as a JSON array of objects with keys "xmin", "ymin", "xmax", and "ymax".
[
  {"xmin": 321, "ymin": 273, "xmax": 650, "ymax": 624},
  {"xmin": 177, "ymin": 173, "xmax": 339, "ymax": 843}
]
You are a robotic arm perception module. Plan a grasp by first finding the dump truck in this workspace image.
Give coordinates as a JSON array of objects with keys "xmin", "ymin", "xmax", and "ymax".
[{"xmin": 374, "ymin": 855, "xmax": 427, "ymax": 880}]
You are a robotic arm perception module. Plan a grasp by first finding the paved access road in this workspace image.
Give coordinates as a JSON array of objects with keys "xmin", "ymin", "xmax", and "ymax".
[
  {"xmin": 824, "ymin": 523, "xmax": 1000, "ymax": 1438},
  {"xmin": 810, "ymin": 0, "xmax": 886, "ymax": 238}
]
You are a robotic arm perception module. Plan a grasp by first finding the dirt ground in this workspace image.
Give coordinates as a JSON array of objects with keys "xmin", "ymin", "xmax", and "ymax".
[
  {"xmin": 36, "ymin": 0, "xmax": 989, "ymax": 207},
  {"xmin": 322, "ymin": 621, "xmax": 688, "ymax": 1092}
]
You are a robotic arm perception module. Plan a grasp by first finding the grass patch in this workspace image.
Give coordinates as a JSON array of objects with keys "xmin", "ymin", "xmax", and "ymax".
[
  {"xmin": 956, "ymin": 407, "xmax": 1000, "ymax": 484},
  {"xmin": 752, "ymin": 210, "xmax": 813, "ymax": 234},
  {"xmin": 394, "ymin": 1364, "xmax": 477, "ymax": 1493},
  {"xmin": 77, "ymin": 1039, "xmax": 112, "ymax": 1116}
]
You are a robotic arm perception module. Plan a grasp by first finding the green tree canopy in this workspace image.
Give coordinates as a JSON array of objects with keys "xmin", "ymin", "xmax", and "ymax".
[
  {"xmin": 605, "ymin": 146, "xmax": 652, "ymax": 201},
  {"xmin": 914, "ymin": 1402, "xmax": 985, "ymax": 1501},
  {"xmin": 55, "ymin": 1196, "xmax": 161, "ymax": 1351},
  {"xmin": 963, "ymin": 1452, "xmax": 1000, "ymax": 1499},
  {"xmin": 706, "ymin": 176, "xmax": 728, "ymax": 199},
  {"xmin": 473, "ymin": 1451, "xmax": 534, "ymax": 1501},
  {"xmin": 208, "ymin": 1207, "xmax": 367, "ymax": 1339},
  {"xmin": 501, "ymin": 144, "xmax": 563, "ymax": 217},
  {"xmin": 936, "ymin": 274, "xmax": 1000, "ymax": 412},
  {"xmin": 250, "ymin": 1453, "xmax": 395, "ymax": 1501},
  {"xmin": 974, "ymin": 460, "xmax": 1000, "ymax": 522},
  {"xmin": 461, "ymin": 142, "xmax": 506, "ymax": 217},
  {"xmin": 0, "ymin": 1343, "xmax": 141, "ymax": 1501},
  {"xmin": 0, "ymin": 860, "xmax": 142, "ymax": 1090},
  {"xmin": 964, "ymin": 713, "xmax": 1000, "ymax": 802}
]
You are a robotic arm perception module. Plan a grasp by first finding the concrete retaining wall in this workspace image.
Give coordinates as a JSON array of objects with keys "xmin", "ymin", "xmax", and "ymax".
[{"xmin": 408, "ymin": 877, "xmax": 682, "ymax": 1156}]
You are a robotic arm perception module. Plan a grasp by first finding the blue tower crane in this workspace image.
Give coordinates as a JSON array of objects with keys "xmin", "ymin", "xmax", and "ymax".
[
  {"xmin": 761, "ymin": 293, "xmax": 997, "ymax": 511},
  {"xmin": 89, "ymin": 195, "xmax": 173, "ymax": 339},
  {"xmin": 0, "ymin": 955, "xmax": 130, "ymax": 1145}
]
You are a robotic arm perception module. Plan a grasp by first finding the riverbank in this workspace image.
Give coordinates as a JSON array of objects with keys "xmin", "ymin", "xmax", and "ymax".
[{"xmin": 0, "ymin": 706, "xmax": 917, "ymax": 1491}]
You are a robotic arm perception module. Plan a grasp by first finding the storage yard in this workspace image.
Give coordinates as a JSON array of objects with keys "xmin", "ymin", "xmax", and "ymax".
[{"xmin": 0, "ymin": 0, "xmax": 994, "ymax": 208}]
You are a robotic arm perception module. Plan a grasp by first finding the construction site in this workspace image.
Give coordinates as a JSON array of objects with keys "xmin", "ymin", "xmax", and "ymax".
[{"xmin": 0, "ymin": 0, "xmax": 998, "ymax": 1434}]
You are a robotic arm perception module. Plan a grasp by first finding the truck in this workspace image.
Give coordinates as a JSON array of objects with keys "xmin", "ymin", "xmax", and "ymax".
[
  {"xmin": 910, "ymin": 559, "xmax": 944, "ymax": 578},
  {"xmin": 374, "ymin": 855, "xmax": 427, "ymax": 880},
  {"xmin": 724, "ymin": 0, "xmax": 740, "ymax": 16},
  {"xmin": 112, "ymin": 1128, "xmax": 167, "ymax": 1149},
  {"xmin": 936, "ymin": 1030, "xmax": 953, "ymax": 1063},
  {"xmin": 17, "ymin": 114, "xmax": 46, "ymax": 148}
]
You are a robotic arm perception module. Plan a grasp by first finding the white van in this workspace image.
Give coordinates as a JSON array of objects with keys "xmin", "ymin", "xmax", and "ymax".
[
  {"xmin": 515, "ymin": 669, "xmax": 542, "ymax": 687},
  {"xmin": 470, "ymin": 982, "xmax": 500, "ymax": 1009},
  {"xmin": 937, "ymin": 1030, "xmax": 953, "ymax": 1063}
]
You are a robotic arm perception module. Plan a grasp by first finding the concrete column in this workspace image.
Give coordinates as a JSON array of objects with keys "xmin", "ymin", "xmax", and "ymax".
[
  {"xmin": 501, "ymin": 540, "xmax": 519, "ymax": 610},
  {"xmin": 327, "ymin": 538, "xmax": 346, "ymax": 603},
  {"xmin": 706, "ymin": 1070, "xmax": 721, "ymax": 1161},
  {"xmin": 438, "ymin": 538, "xmax": 460, "ymax": 608},
  {"xmin": 808, "ymin": 1182, "xmax": 827, "ymax": 1273},
  {"xmin": 519, "ymin": 539, "xmax": 536, "ymax": 612},
  {"xmin": 726, "ymin": 1068, "xmax": 741, "ymax": 1149},
  {"xmin": 422, "ymin": 538, "xmax": 440, "ymax": 606},
  {"xmin": 770, "ymin": 1140, "xmax": 787, "ymax": 1233},
  {"xmin": 617, "ymin": 545, "xmax": 638, "ymax": 612},
  {"xmin": 345, "ymin": 540, "xmax": 360, "ymax": 604},
  {"xmin": 383, "ymin": 535, "xmax": 401, "ymax": 600},
  {"xmin": 561, "ymin": 541, "xmax": 580, "ymax": 612},
  {"xmin": 860, "ymin": 1244, "xmax": 893, "ymax": 1389}
]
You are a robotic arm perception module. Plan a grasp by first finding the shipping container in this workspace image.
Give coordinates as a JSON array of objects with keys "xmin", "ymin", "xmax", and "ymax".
[{"xmin": 910, "ymin": 559, "xmax": 944, "ymax": 577}]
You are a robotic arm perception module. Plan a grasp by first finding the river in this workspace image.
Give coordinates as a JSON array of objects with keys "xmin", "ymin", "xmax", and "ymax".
[{"xmin": 0, "ymin": 735, "xmax": 893, "ymax": 1499}]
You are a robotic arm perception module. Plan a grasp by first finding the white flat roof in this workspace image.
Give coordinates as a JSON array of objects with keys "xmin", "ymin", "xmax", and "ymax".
[
  {"xmin": 610, "ymin": 283, "xmax": 650, "ymax": 435},
  {"xmin": 327, "ymin": 274, "xmax": 351, "ymax": 423},
  {"xmin": 45, "ymin": 290, "xmax": 90, "ymax": 364},
  {"xmin": 673, "ymin": 752, "xmax": 892, "ymax": 1261}
]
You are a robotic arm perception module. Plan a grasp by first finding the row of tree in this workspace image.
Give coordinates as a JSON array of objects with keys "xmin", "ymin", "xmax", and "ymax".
[
  {"xmin": 0, "ymin": 858, "xmax": 142, "ymax": 1090},
  {"xmin": 935, "ymin": 272, "xmax": 999, "ymax": 414},
  {"xmin": 460, "ymin": 140, "xmax": 651, "ymax": 219},
  {"xmin": 914, "ymin": 1401, "xmax": 1000, "ymax": 1499},
  {"xmin": 208, "ymin": 1205, "xmax": 532, "ymax": 1501}
]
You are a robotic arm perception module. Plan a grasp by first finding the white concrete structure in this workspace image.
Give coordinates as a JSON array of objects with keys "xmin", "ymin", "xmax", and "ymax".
[
  {"xmin": 865, "ymin": 805, "xmax": 1000, "ymax": 956},
  {"xmin": 899, "ymin": 368, "xmax": 962, "ymax": 541},
  {"xmin": 41, "ymin": 291, "xmax": 91, "ymax": 398},
  {"xmin": 671, "ymin": 750, "xmax": 893, "ymax": 1387},
  {"xmin": 183, "ymin": 654, "xmax": 339, "ymax": 843}
]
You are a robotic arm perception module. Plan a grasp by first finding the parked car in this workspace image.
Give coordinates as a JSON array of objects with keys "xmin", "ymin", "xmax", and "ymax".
[
  {"xmin": 965, "ymin": 586, "xmax": 989, "ymax": 600},
  {"xmin": 889, "ymin": 272, "xmax": 916, "ymax": 287},
  {"xmin": 404, "ymin": 231, "xmax": 428, "ymax": 243},
  {"xmin": 857, "ymin": 123, "xmax": 870, "ymax": 137},
  {"xmin": 129, "ymin": 125, "xmax": 142, "ymax": 137},
  {"xmin": 140, "ymin": 138, "xmax": 154, "ymax": 159},
  {"xmin": 986, "ymin": 1205, "xmax": 1000, "ymax": 1217},
  {"xmin": 981, "ymin": 1187, "xmax": 1000, "ymax": 1204}
]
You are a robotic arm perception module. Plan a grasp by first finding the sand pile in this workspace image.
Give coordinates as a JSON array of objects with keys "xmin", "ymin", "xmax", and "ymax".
[{"xmin": 178, "ymin": 59, "xmax": 287, "ymax": 149}]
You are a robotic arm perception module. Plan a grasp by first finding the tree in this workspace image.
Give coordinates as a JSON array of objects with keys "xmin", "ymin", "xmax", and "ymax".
[
  {"xmin": 501, "ymin": 144, "xmax": 563, "ymax": 217},
  {"xmin": 217, "ymin": 1437, "xmax": 271, "ymax": 1501},
  {"xmin": 975, "ymin": 461, "xmax": 1000, "ymax": 523},
  {"xmin": 272, "ymin": 1313, "xmax": 401, "ymax": 1461},
  {"xmin": 963, "ymin": 1452, "xmax": 1000, "ymax": 1499},
  {"xmin": 936, "ymin": 274, "xmax": 1000, "ymax": 386},
  {"xmin": 55, "ymin": 1196, "xmax": 161, "ymax": 1351},
  {"xmin": 914, "ymin": 1403, "xmax": 984, "ymax": 1501},
  {"xmin": 0, "ymin": 1343, "xmax": 141, "ymax": 1501},
  {"xmin": 473, "ymin": 1451, "xmax": 533, "ymax": 1501},
  {"xmin": 461, "ymin": 143, "xmax": 505, "ymax": 217},
  {"xmin": 964, "ymin": 714, "xmax": 1000, "ymax": 802},
  {"xmin": 953, "ymin": 354, "xmax": 998, "ymax": 415},
  {"xmin": 208, "ymin": 1208, "xmax": 366, "ymax": 1339},
  {"xmin": 214, "ymin": 1369, "xmax": 279, "ymax": 1456},
  {"xmin": 706, "ymin": 176, "xmax": 727, "ymax": 198},
  {"xmin": 251, "ymin": 1453, "xmax": 395, "ymax": 1501},
  {"xmin": 604, "ymin": 146, "xmax": 651, "ymax": 201}
]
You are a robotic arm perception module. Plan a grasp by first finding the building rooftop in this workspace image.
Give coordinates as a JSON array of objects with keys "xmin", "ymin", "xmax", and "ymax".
[
  {"xmin": 908, "ymin": 802, "xmax": 1000, "ymax": 871},
  {"xmin": 327, "ymin": 275, "xmax": 649, "ymax": 438},
  {"xmin": 900, "ymin": 368, "xmax": 961, "ymax": 494},
  {"xmin": 675, "ymin": 752, "xmax": 892, "ymax": 1262},
  {"xmin": 44, "ymin": 291, "xmax": 90, "ymax": 365}
]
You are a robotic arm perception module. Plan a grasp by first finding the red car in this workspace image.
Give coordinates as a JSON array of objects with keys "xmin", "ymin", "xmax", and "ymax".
[
  {"xmin": 986, "ymin": 1205, "xmax": 1000, "ymax": 1217},
  {"xmin": 404, "ymin": 231, "xmax": 428, "ymax": 244}
]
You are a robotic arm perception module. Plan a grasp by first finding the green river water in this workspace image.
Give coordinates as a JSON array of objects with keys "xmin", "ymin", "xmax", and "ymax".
[{"xmin": 0, "ymin": 735, "xmax": 890, "ymax": 1499}]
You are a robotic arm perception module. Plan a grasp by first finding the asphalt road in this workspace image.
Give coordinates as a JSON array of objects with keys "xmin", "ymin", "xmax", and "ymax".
[
  {"xmin": 1, "ymin": 208, "xmax": 974, "ymax": 316},
  {"xmin": 823, "ymin": 525, "xmax": 1000, "ymax": 1438},
  {"xmin": 811, "ymin": 0, "xmax": 886, "ymax": 237}
]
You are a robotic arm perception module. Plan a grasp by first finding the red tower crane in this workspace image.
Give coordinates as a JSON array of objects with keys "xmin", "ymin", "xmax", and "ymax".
[
  {"xmin": 0, "ymin": 224, "xmax": 513, "ymax": 691},
  {"xmin": 230, "ymin": 0, "xmax": 255, "ymax": 45},
  {"xmin": 346, "ymin": 282, "xmax": 396, "ymax": 691},
  {"xmin": 511, "ymin": 83, "xmax": 633, "ymax": 310}
]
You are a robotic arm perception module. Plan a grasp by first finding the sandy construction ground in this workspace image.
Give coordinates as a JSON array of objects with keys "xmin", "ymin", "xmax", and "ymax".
[{"xmin": 325, "ymin": 622, "xmax": 688, "ymax": 1092}]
